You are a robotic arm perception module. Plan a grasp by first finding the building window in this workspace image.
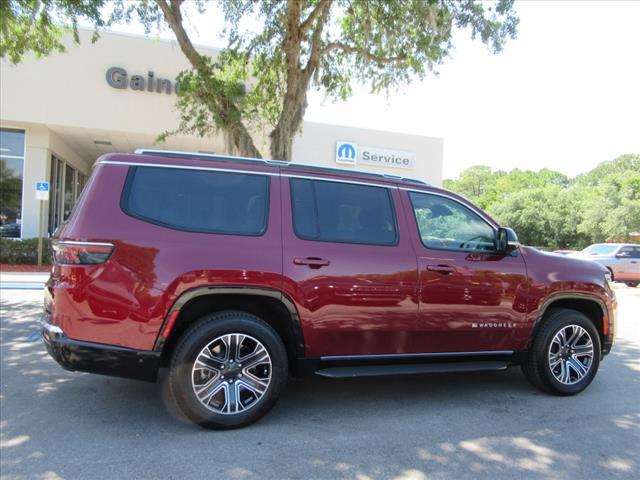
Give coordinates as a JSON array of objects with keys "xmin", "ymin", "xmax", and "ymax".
[
  {"xmin": 0, "ymin": 128, "xmax": 25, "ymax": 238},
  {"xmin": 48, "ymin": 154, "xmax": 87, "ymax": 235},
  {"xmin": 49, "ymin": 155, "xmax": 63, "ymax": 234}
]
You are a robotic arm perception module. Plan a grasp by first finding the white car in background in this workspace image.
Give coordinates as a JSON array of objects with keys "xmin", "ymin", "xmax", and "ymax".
[{"xmin": 570, "ymin": 243, "xmax": 640, "ymax": 287}]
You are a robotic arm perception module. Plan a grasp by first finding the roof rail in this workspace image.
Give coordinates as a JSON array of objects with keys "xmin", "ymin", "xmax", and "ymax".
[{"xmin": 134, "ymin": 148, "xmax": 430, "ymax": 186}]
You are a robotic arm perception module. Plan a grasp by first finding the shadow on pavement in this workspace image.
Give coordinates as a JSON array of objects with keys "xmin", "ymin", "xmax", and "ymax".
[{"xmin": 1, "ymin": 294, "xmax": 639, "ymax": 480}]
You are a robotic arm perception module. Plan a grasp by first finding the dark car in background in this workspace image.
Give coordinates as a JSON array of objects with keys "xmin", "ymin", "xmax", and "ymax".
[{"xmin": 0, "ymin": 222, "xmax": 20, "ymax": 238}]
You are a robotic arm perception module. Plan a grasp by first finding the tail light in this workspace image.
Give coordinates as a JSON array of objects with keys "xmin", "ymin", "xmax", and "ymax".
[{"xmin": 52, "ymin": 241, "xmax": 114, "ymax": 265}]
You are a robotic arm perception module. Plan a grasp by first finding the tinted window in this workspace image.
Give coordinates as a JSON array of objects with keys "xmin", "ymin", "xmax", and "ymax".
[
  {"xmin": 291, "ymin": 179, "xmax": 397, "ymax": 245},
  {"xmin": 409, "ymin": 192, "xmax": 495, "ymax": 252},
  {"xmin": 123, "ymin": 167, "xmax": 269, "ymax": 235},
  {"xmin": 619, "ymin": 246, "xmax": 640, "ymax": 258}
]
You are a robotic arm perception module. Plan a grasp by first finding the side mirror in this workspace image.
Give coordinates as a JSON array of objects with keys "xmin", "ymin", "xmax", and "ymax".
[{"xmin": 496, "ymin": 227, "xmax": 520, "ymax": 254}]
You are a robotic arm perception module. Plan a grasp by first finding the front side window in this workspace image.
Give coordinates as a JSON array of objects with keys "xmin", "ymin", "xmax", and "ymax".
[
  {"xmin": 409, "ymin": 192, "xmax": 496, "ymax": 252},
  {"xmin": 123, "ymin": 166, "xmax": 269, "ymax": 235},
  {"xmin": 618, "ymin": 246, "xmax": 639, "ymax": 258},
  {"xmin": 0, "ymin": 128, "xmax": 25, "ymax": 238},
  {"xmin": 290, "ymin": 178, "xmax": 397, "ymax": 245}
]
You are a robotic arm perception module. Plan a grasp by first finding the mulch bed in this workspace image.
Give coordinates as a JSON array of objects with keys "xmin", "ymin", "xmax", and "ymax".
[{"xmin": 0, "ymin": 264, "xmax": 52, "ymax": 273}]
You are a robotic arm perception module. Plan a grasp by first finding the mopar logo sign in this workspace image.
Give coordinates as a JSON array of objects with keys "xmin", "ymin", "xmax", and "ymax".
[
  {"xmin": 335, "ymin": 141, "xmax": 416, "ymax": 170},
  {"xmin": 336, "ymin": 141, "xmax": 357, "ymax": 165}
]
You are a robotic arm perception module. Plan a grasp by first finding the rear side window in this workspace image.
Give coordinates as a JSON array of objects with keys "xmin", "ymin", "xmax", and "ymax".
[
  {"xmin": 290, "ymin": 178, "xmax": 397, "ymax": 245},
  {"xmin": 122, "ymin": 166, "xmax": 269, "ymax": 235}
]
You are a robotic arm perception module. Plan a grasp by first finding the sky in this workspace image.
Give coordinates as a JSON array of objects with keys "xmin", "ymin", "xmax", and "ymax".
[{"xmin": 107, "ymin": 0, "xmax": 640, "ymax": 179}]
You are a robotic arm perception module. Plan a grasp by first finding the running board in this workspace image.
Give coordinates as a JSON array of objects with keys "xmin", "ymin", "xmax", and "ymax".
[{"xmin": 315, "ymin": 361, "xmax": 509, "ymax": 378}]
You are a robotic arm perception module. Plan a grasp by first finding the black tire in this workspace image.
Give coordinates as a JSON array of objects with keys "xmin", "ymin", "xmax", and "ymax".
[
  {"xmin": 625, "ymin": 282, "xmax": 638, "ymax": 288},
  {"xmin": 168, "ymin": 310, "xmax": 288, "ymax": 429},
  {"xmin": 522, "ymin": 308, "xmax": 601, "ymax": 396}
]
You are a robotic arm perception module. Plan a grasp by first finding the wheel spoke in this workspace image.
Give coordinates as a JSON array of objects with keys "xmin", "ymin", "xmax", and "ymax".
[
  {"xmin": 559, "ymin": 361, "xmax": 571, "ymax": 383},
  {"xmin": 224, "ymin": 382, "xmax": 241, "ymax": 414},
  {"xmin": 567, "ymin": 357, "xmax": 588, "ymax": 378},
  {"xmin": 195, "ymin": 349, "xmax": 224, "ymax": 372},
  {"xmin": 226, "ymin": 334, "xmax": 240, "ymax": 362},
  {"xmin": 566, "ymin": 326, "xmax": 584, "ymax": 347},
  {"xmin": 239, "ymin": 372, "xmax": 269, "ymax": 396},
  {"xmin": 194, "ymin": 376, "xmax": 224, "ymax": 405},
  {"xmin": 572, "ymin": 343, "xmax": 593, "ymax": 357},
  {"xmin": 240, "ymin": 344, "xmax": 269, "ymax": 368}
]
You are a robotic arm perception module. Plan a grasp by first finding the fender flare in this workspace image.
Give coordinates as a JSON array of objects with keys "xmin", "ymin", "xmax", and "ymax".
[
  {"xmin": 153, "ymin": 286, "xmax": 304, "ymax": 356},
  {"xmin": 528, "ymin": 292, "xmax": 610, "ymax": 346}
]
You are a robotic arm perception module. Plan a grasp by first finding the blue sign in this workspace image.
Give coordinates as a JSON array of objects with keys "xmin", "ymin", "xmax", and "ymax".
[
  {"xmin": 336, "ymin": 141, "xmax": 358, "ymax": 165},
  {"xmin": 35, "ymin": 181, "xmax": 50, "ymax": 200}
]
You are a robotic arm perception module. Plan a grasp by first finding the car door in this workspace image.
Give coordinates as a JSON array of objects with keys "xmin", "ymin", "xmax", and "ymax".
[
  {"xmin": 281, "ymin": 173, "xmax": 419, "ymax": 357},
  {"xmin": 400, "ymin": 189, "xmax": 530, "ymax": 353},
  {"xmin": 613, "ymin": 246, "xmax": 640, "ymax": 281}
]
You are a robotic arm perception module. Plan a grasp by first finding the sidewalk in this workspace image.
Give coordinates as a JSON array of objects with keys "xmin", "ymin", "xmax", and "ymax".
[{"xmin": 0, "ymin": 272, "xmax": 50, "ymax": 290}]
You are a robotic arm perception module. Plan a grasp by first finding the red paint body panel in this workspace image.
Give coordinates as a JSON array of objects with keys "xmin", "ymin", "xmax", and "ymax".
[{"xmin": 47, "ymin": 152, "xmax": 616, "ymax": 359}]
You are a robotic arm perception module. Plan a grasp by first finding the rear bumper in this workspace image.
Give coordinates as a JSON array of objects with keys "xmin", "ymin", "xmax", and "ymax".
[{"xmin": 41, "ymin": 314, "xmax": 160, "ymax": 382}]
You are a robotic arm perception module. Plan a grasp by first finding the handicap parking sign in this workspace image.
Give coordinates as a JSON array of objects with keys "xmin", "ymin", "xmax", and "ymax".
[{"xmin": 35, "ymin": 182, "xmax": 50, "ymax": 201}]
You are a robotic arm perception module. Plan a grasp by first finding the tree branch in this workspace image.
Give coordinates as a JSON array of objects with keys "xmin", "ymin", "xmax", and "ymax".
[
  {"xmin": 299, "ymin": 0, "xmax": 333, "ymax": 34},
  {"xmin": 155, "ymin": 0, "xmax": 201, "ymax": 68},
  {"xmin": 154, "ymin": 0, "xmax": 261, "ymax": 158},
  {"xmin": 303, "ymin": 5, "xmax": 331, "ymax": 81},
  {"xmin": 324, "ymin": 41, "xmax": 406, "ymax": 66}
]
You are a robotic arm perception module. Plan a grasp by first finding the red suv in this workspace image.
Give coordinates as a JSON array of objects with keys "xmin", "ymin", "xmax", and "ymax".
[{"xmin": 42, "ymin": 150, "xmax": 616, "ymax": 429}]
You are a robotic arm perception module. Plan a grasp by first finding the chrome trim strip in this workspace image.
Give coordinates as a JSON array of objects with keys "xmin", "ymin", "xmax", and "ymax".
[
  {"xmin": 134, "ymin": 148, "xmax": 288, "ymax": 165},
  {"xmin": 97, "ymin": 160, "xmax": 279, "ymax": 177},
  {"xmin": 320, "ymin": 350, "xmax": 514, "ymax": 361},
  {"xmin": 281, "ymin": 173, "xmax": 395, "ymax": 189},
  {"xmin": 53, "ymin": 240, "xmax": 115, "ymax": 247},
  {"xmin": 40, "ymin": 316, "xmax": 64, "ymax": 336},
  {"xmin": 99, "ymin": 160, "xmax": 397, "ymax": 188},
  {"xmin": 133, "ymin": 148, "xmax": 430, "ymax": 185}
]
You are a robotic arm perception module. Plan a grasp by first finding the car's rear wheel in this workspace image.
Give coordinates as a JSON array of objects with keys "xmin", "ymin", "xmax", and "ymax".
[
  {"xmin": 625, "ymin": 282, "xmax": 638, "ymax": 288},
  {"xmin": 522, "ymin": 308, "xmax": 600, "ymax": 395},
  {"xmin": 168, "ymin": 311, "xmax": 288, "ymax": 429}
]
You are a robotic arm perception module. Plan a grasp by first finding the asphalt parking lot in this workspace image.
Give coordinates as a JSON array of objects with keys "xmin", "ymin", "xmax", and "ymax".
[{"xmin": 1, "ymin": 285, "xmax": 638, "ymax": 480}]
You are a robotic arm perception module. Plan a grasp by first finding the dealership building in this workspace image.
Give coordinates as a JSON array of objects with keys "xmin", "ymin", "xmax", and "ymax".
[{"xmin": 0, "ymin": 30, "xmax": 443, "ymax": 239}]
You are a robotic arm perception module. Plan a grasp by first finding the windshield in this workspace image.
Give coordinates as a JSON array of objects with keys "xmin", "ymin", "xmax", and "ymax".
[{"xmin": 581, "ymin": 244, "xmax": 617, "ymax": 255}]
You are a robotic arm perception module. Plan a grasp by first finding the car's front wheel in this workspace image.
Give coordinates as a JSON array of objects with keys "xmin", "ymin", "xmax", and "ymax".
[
  {"xmin": 168, "ymin": 311, "xmax": 288, "ymax": 429},
  {"xmin": 522, "ymin": 308, "xmax": 601, "ymax": 395},
  {"xmin": 625, "ymin": 282, "xmax": 638, "ymax": 288}
]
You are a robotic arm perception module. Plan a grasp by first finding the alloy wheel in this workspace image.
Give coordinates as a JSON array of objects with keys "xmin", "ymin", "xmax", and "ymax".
[
  {"xmin": 191, "ymin": 333, "xmax": 272, "ymax": 414},
  {"xmin": 548, "ymin": 324, "xmax": 594, "ymax": 385}
]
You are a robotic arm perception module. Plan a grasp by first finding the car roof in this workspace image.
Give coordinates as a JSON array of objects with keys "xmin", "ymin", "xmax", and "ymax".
[{"xmin": 130, "ymin": 149, "xmax": 432, "ymax": 188}]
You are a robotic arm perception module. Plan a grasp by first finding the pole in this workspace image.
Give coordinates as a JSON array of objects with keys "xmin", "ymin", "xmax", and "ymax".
[{"xmin": 37, "ymin": 200, "xmax": 44, "ymax": 266}]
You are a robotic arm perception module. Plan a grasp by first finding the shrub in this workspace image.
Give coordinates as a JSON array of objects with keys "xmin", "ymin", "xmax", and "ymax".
[{"xmin": 0, "ymin": 238, "xmax": 52, "ymax": 265}]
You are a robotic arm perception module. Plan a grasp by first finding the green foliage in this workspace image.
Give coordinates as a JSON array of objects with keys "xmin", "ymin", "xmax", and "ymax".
[
  {"xmin": 0, "ymin": 238, "xmax": 52, "ymax": 264},
  {"xmin": 0, "ymin": 0, "xmax": 108, "ymax": 64},
  {"xmin": 2, "ymin": 0, "xmax": 518, "ymax": 159},
  {"xmin": 445, "ymin": 154, "xmax": 640, "ymax": 249}
]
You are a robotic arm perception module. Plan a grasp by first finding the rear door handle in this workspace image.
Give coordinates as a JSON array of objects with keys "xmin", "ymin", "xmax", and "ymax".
[
  {"xmin": 426, "ymin": 264, "xmax": 456, "ymax": 274},
  {"xmin": 293, "ymin": 257, "xmax": 330, "ymax": 268}
]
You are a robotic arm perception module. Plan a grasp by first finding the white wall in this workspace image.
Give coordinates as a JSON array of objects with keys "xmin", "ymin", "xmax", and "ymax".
[
  {"xmin": 293, "ymin": 122, "xmax": 444, "ymax": 185},
  {"xmin": 1, "ymin": 30, "xmax": 444, "ymax": 238}
]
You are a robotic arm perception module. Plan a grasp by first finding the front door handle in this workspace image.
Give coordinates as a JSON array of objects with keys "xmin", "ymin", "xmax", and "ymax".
[
  {"xmin": 293, "ymin": 257, "xmax": 331, "ymax": 268},
  {"xmin": 426, "ymin": 264, "xmax": 456, "ymax": 274}
]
